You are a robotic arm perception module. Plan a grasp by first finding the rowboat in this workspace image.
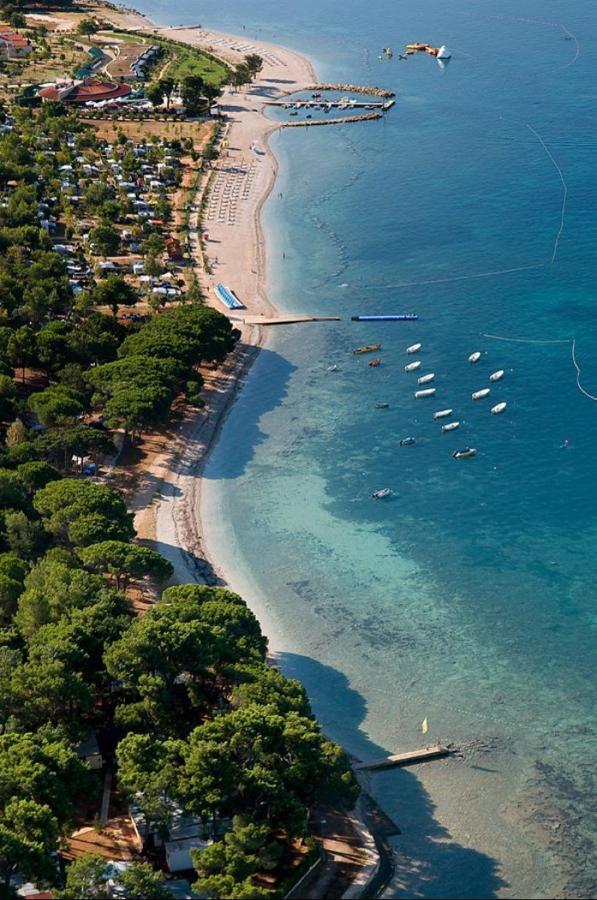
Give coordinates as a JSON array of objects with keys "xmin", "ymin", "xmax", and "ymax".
[
  {"xmin": 469, "ymin": 351, "xmax": 481, "ymax": 364},
  {"xmin": 490, "ymin": 370, "xmax": 504, "ymax": 382},
  {"xmin": 353, "ymin": 343, "xmax": 381, "ymax": 355},
  {"xmin": 472, "ymin": 388, "xmax": 491, "ymax": 400},
  {"xmin": 404, "ymin": 360, "xmax": 421, "ymax": 372},
  {"xmin": 415, "ymin": 388, "xmax": 436, "ymax": 398},
  {"xmin": 369, "ymin": 358, "xmax": 381, "ymax": 367},
  {"xmin": 372, "ymin": 488, "xmax": 392, "ymax": 499},
  {"xmin": 417, "ymin": 373, "xmax": 435, "ymax": 385},
  {"xmin": 491, "ymin": 402, "xmax": 507, "ymax": 415}
]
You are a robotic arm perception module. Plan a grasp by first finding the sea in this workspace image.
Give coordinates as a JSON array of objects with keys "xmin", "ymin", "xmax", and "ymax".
[{"xmin": 135, "ymin": 1, "xmax": 596, "ymax": 895}]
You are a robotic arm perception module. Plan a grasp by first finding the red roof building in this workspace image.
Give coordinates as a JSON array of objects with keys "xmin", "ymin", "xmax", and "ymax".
[
  {"xmin": 0, "ymin": 28, "xmax": 33, "ymax": 58},
  {"xmin": 38, "ymin": 78, "xmax": 132, "ymax": 105}
]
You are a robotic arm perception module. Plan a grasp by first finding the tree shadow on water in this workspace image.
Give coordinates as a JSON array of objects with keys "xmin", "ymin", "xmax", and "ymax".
[
  {"xmin": 276, "ymin": 652, "xmax": 508, "ymax": 899},
  {"xmin": 203, "ymin": 346, "xmax": 297, "ymax": 480}
]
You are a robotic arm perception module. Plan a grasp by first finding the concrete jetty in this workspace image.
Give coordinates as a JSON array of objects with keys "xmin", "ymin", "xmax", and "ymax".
[
  {"xmin": 354, "ymin": 744, "xmax": 451, "ymax": 772},
  {"xmin": 238, "ymin": 314, "xmax": 341, "ymax": 325}
]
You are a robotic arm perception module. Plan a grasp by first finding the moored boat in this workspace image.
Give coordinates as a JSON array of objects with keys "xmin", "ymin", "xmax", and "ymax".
[
  {"xmin": 472, "ymin": 388, "xmax": 491, "ymax": 400},
  {"xmin": 491, "ymin": 401, "xmax": 507, "ymax": 415},
  {"xmin": 369, "ymin": 357, "xmax": 381, "ymax": 367},
  {"xmin": 442, "ymin": 421, "xmax": 460, "ymax": 432},
  {"xmin": 400, "ymin": 436, "xmax": 416, "ymax": 446},
  {"xmin": 453, "ymin": 447, "xmax": 477, "ymax": 459},
  {"xmin": 417, "ymin": 373, "xmax": 435, "ymax": 385},
  {"xmin": 375, "ymin": 402, "xmax": 389, "ymax": 409},
  {"xmin": 406, "ymin": 343, "xmax": 422, "ymax": 354},
  {"xmin": 415, "ymin": 388, "xmax": 436, "ymax": 398},
  {"xmin": 469, "ymin": 351, "xmax": 481, "ymax": 363},
  {"xmin": 490, "ymin": 369, "xmax": 504, "ymax": 382},
  {"xmin": 437, "ymin": 45, "xmax": 451, "ymax": 59},
  {"xmin": 372, "ymin": 487, "xmax": 392, "ymax": 499},
  {"xmin": 404, "ymin": 360, "xmax": 421, "ymax": 372},
  {"xmin": 353, "ymin": 343, "xmax": 381, "ymax": 355},
  {"xmin": 433, "ymin": 408, "xmax": 453, "ymax": 419}
]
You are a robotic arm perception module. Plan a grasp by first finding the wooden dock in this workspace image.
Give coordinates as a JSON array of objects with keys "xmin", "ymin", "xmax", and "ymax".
[
  {"xmin": 238, "ymin": 314, "xmax": 341, "ymax": 326},
  {"xmin": 354, "ymin": 744, "xmax": 450, "ymax": 772}
]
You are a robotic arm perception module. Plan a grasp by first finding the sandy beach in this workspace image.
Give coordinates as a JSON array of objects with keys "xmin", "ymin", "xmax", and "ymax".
[{"xmin": 117, "ymin": 21, "xmax": 315, "ymax": 601}]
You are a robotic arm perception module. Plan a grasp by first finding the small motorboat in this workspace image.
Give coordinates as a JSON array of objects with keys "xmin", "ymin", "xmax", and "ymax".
[
  {"xmin": 415, "ymin": 388, "xmax": 436, "ymax": 398},
  {"xmin": 491, "ymin": 401, "xmax": 507, "ymax": 415},
  {"xmin": 353, "ymin": 343, "xmax": 382, "ymax": 355},
  {"xmin": 375, "ymin": 402, "xmax": 389, "ymax": 409},
  {"xmin": 453, "ymin": 447, "xmax": 477, "ymax": 460},
  {"xmin": 372, "ymin": 487, "xmax": 392, "ymax": 499},
  {"xmin": 417, "ymin": 373, "xmax": 435, "ymax": 385},
  {"xmin": 472, "ymin": 388, "xmax": 491, "ymax": 400},
  {"xmin": 433, "ymin": 408, "xmax": 453, "ymax": 419},
  {"xmin": 490, "ymin": 369, "xmax": 504, "ymax": 382},
  {"xmin": 327, "ymin": 365, "xmax": 338, "ymax": 372},
  {"xmin": 289, "ymin": 111, "xmax": 298, "ymax": 116},
  {"xmin": 469, "ymin": 351, "xmax": 481, "ymax": 364},
  {"xmin": 400, "ymin": 436, "xmax": 416, "ymax": 446},
  {"xmin": 406, "ymin": 343, "xmax": 422, "ymax": 354},
  {"xmin": 369, "ymin": 357, "xmax": 381, "ymax": 367},
  {"xmin": 442, "ymin": 421, "xmax": 460, "ymax": 432},
  {"xmin": 437, "ymin": 45, "xmax": 451, "ymax": 59},
  {"xmin": 559, "ymin": 438, "xmax": 570, "ymax": 450},
  {"xmin": 404, "ymin": 360, "xmax": 422, "ymax": 372}
]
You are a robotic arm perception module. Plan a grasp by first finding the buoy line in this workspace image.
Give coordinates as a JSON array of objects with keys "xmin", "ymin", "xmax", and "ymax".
[
  {"xmin": 526, "ymin": 124, "xmax": 568, "ymax": 264},
  {"xmin": 483, "ymin": 334, "xmax": 597, "ymax": 403}
]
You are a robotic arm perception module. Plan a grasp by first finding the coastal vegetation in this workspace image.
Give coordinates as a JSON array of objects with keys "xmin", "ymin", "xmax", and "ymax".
[{"xmin": 0, "ymin": 18, "xmax": 359, "ymax": 899}]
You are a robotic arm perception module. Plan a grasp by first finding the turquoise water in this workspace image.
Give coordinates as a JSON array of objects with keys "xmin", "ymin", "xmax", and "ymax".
[{"xmin": 138, "ymin": 1, "xmax": 596, "ymax": 895}]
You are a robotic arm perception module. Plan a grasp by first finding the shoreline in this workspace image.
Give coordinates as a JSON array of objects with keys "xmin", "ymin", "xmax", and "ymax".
[{"xmin": 110, "ymin": 9, "xmax": 393, "ymax": 895}]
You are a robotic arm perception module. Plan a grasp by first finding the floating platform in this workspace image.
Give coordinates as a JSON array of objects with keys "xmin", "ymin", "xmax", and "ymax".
[
  {"xmin": 351, "ymin": 314, "xmax": 418, "ymax": 322},
  {"xmin": 354, "ymin": 744, "xmax": 450, "ymax": 772},
  {"xmin": 239, "ymin": 314, "xmax": 341, "ymax": 326}
]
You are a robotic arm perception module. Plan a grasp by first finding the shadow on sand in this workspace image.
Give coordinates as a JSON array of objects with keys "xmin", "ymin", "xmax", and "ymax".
[{"xmin": 277, "ymin": 652, "xmax": 508, "ymax": 899}]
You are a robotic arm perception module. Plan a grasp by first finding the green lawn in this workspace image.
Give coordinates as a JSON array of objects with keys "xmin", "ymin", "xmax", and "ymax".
[{"xmin": 155, "ymin": 40, "xmax": 230, "ymax": 87}]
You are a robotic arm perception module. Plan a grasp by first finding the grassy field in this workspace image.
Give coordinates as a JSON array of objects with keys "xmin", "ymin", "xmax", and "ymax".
[{"xmin": 155, "ymin": 38, "xmax": 230, "ymax": 87}]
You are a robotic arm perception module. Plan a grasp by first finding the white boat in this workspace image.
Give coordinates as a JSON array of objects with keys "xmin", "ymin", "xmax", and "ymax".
[
  {"xmin": 433, "ymin": 408, "xmax": 453, "ymax": 419},
  {"xmin": 490, "ymin": 369, "xmax": 504, "ymax": 382},
  {"xmin": 372, "ymin": 487, "xmax": 392, "ymax": 499},
  {"xmin": 415, "ymin": 388, "xmax": 436, "ymax": 398},
  {"xmin": 417, "ymin": 373, "xmax": 435, "ymax": 385},
  {"xmin": 469, "ymin": 351, "xmax": 481, "ymax": 364},
  {"xmin": 437, "ymin": 45, "xmax": 451, "ymax": 59},
  {"xmin": 406, "ymin": 343, "xmax": 422, "ymax": 354},
  {"xmin": 442, "ymin": 421, "xmax": 460, "ymax": 432},
  {"xmin": 453, "ymin": 447, "xmax": 477, "ymax": 460},
  {"xmin": 472, "ymin": 388, "xmax": 491, "ymax": 400},
  {"xmin": 404, "ymin": 361, "xmax": 421, "ymax": 372},
  {"xmin": 491, "ymin": 401, "xmax": 507, "ymax": 415}
]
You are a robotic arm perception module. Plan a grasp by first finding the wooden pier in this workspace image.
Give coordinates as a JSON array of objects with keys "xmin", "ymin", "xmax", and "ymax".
[
  {"xmin": 267, "ymin": 99, "xmax": 386, "ymax": 109},
  {"xmin": 354, "ymin": 744, "xmax": 450, "ymax": 772}
]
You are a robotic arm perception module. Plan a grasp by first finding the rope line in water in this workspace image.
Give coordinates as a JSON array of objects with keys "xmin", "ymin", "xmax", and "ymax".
[
  {"xmin": 483, "ymin": 334, "xmax": 597, "ymax": 403},
  {"xmin": 571, "ymin": 339, "xmax": 597, "ymax": 402},
  {"xmin": 526, "ymin": 124, "xmax": 568, "ymax": 264},
  {"xmin": 558, "ymin": 24, "xmax": 581, "ymax": 69},
  {"xmin": 481, "ymin": 333, "xmax": 570, "ymax": 345},
  {"xmin": 383, "ymin": 263, "xmax": 544, "ymax": 290}
]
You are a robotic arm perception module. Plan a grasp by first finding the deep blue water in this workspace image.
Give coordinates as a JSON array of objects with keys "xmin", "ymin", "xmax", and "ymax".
[{"xmin": 137, "ymin": 1, "xmax": 596, "ymax": 895}]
